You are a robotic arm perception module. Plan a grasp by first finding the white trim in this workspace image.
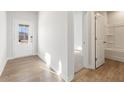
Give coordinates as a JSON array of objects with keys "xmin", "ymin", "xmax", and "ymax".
[
  {"xmin": 82, "ymin": 12, "xmax": 96, "ymax": 69},
  {"xmin": 7, "ymin": 54, "xmax": 38, "ymax": 61},
  {"xmin": 108, "ymin": 24, "xmax": 124, "ymax": 27},
  {"xmin": 90, "ymin": 12, "xmax": 96, "ymax": 69},
  {"xmin": 38, "ymin": 53, "xmax": 46, "ymax": 63},
  {"xmin": 106, "ymin": 56, "xmax": 124, "ymax": 62},
  {"xmin": 7, "ymin": 57, "xmax": 14, "ymax": 61},
  {"xmin": 82, "ymin": 12, "xmax": 90, "ymax": 68},
  {"xmin": 7, "ymin": 12, "xmax": 37, "ymax": 59}
]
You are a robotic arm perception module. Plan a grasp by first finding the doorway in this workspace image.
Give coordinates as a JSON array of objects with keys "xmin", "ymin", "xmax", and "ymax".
[
  {"xmin": 14, "ymin": 19, "xmax": 34, "ymax": 58},
  {"xmin": 7, "ymin": 12, "xmax": 38, "ymax": 59},
  {"xmin": 95, "ymin": 12, "xmax": 105, "ymax": 68},
  {"xmin": 73, "ymin": 11, "xmax": 89, "ymax": 73}
]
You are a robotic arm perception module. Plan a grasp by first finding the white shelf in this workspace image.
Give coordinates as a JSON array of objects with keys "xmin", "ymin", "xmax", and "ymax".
[
  {"xmin": 104, "ymin": 24, "xmax": 114, "ymax": 48},
  {"xmin": 104, "ymin": 34, "xmax": 113, "ymax": 36},
  {"xmin": 107, "ymin": 24, "xmax": 124, "ymax": 27},
  {"xmin": 104, "ymin": 41, "xmax": 114, "ymax": 44},
  {"xmin": 106, "ymin": 42, "xmax": 113, "ymax": 44}
]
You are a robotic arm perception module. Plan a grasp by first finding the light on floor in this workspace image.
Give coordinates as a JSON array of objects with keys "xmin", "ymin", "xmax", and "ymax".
[
  {"xmin": 45, "ymin": 52, "xmax": 51, "ymax": 67},
  {"xmin": 57, "ymin": 60, "xmax": 62, "ymax": 75}
]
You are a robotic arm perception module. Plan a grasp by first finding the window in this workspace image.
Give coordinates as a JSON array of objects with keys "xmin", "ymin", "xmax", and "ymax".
[{"xmin": 18, "ymin": 24, "xmax": 29, "ymax": 46}]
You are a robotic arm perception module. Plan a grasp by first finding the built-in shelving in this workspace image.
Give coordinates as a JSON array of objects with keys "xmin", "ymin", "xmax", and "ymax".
[
  {"xmin": 105, "ymin": 41, "xmax": 114, "ymax": 44},
  {"xmin": 104, "ymin": 24, "xmax": 114, "ymax": 49},
  {"xmin": 104, "ymin": 34, "xmax": 113, "ymax": 36}
]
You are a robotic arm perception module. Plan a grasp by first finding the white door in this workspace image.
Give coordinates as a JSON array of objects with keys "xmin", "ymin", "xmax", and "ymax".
[
  {"xmin": 14, "ymin": 19, "xmax": 33, "ymax": 58},
  {"xmin": 95, "ymin": 13, "xmax": 105, "ymax": 68}
]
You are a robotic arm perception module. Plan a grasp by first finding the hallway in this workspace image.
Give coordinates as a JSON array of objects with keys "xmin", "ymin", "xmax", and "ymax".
[
  {"xmin": 1, "ymin": 11, "xmax": 124, "ymax": 82},
  {"xmin": 73, "ymin": 59, "xmax": 124, "ymax": 82},
  {"xmin": 0, "ymin": 56, "xmax": 63, "ymax": 82}
]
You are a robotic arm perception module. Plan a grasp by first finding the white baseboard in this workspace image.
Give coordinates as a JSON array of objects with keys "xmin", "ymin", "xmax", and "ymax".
[
  {"xmin": 84, "ymin": 63, "xmax": 96, "ymax": 70},
  {"xmin": 7, "ymin": 57, "xmax": 14, "ymax": 61},
  {"xmin": 33, "ymin": 52, "xmax": 38, "ymax": 56},
  {"xmin": 38, "ymin": 53, "xmax": 46, "ymax": 63},
  {"xmin": 7, "ymin": 54, "xmax": 38, "ymax": 61},
  {"xmin": 106, "ymin": 56, "xmax": 124, "ymax": 62}
]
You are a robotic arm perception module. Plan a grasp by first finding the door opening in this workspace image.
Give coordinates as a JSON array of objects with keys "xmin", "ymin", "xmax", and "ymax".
[
  {"xmin": 95, "ymin": 12, "xmax": 105, "ymax": 68},
  {"xmin": 14, "ymin": 19, "xmax": 34, "ymax": 58}
]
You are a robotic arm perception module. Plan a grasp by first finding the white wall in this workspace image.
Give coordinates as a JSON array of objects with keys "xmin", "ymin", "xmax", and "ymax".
[
  {"xmin": 67, "ymin": 12, "xmax": 74, "ymax": 81},
  {"xmin": 108, "ymin": 12, "xmax": 124, "ymax": 25},
  {"xmin": 73, "ymin": 12, "xmax": 83, "ymax": 72},
  {"xmin": 105, "ymin": 12, "xmax": 124, "ymax": 62},
  {"xmin": 38, "ymin": 12, "xmax": 74, "ymax": 81},
  {"xmin": 73, "ymin": 11, "xmax": 95, "ymax": 72},
  {"xmin": 107, "ymin": 12, "xmax": 124, "ymax": 49},
  {"xmin": 74, "ymin": 12, "xmax": 82, "ymax": 50},
  {"xmin": 0, "ymin": 12, "xmax": 7, "ymax": 75},
  {"xmin": 7, "ymin": 12, "xmax": 38, "ymax": 59},
  {"xmin": 82, "ymin": 12, "xmax": 95, "ymax": 69}
]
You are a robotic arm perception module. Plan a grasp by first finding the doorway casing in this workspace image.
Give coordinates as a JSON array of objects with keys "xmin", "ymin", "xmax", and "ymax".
[{"xmin": 7, "ymin": 12, "xmax": 38, "ymax": 60}]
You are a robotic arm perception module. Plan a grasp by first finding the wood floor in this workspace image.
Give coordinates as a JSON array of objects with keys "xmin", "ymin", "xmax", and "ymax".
[
  {"xmin": 0, "ymin": 56, "xmax": 124, "ymax": 82},
  {"xmin": 0, "ymin": 56, "xmax": 63, "ymax": 82},
  {"xmin": 72, "ymin": 59, "xmax": 124, "ymax": 82}
]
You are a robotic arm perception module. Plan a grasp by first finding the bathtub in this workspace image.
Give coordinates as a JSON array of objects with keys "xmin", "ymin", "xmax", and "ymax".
[
  {"xmin": 74, "ymin": 49, "xmax": 83, "ymax": 73},
  {"xmin": 105, "ymin": 48, "xmax": 124, "ymax": 62}
]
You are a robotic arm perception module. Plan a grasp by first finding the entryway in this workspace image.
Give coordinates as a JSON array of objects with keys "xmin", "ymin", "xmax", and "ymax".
[
  {"xmin": 7, "ymin": 12, "xmax": 38, "ymax": 59},
  {"xmin": 14, "ymin": 19, "xmax": 33, "ymax": 58}
]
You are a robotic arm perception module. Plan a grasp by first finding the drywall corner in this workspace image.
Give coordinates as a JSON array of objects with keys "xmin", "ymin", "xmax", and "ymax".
[
  {"xmin": 61, "ymin": 73, "xmax": 74, "ymax": 82},
  {"xmin": 0, "ymin": 59, "xmax": 7, "ymax": 76},
  {"xmin": 0, "ymin": 11, "xmax": 7, "ymax": 77}
]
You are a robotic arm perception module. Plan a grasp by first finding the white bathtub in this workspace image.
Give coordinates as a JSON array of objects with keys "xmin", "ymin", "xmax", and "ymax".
[
  {"xmin": 74, "ymin": 49, "xmax": 83, "ymax": 73},
  {"xmin": 105, "ymin": 48, "xmax": 124, "ymax": 62}
]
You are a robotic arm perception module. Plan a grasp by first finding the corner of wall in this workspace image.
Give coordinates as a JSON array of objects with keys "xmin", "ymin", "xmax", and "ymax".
[
  {"xmin": 0, "ymin": 58, "xmax": 7, "ymax": 76},
  {"xmin": 61, "ymin": 73, "xmax": 74, "ymax": 82},
  {"xmin": 38, "ymin": 52, "xmax": 72, "ymax": 82}
]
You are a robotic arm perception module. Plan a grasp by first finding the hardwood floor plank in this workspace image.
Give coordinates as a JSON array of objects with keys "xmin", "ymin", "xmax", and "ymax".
[
  {"xmin": 1, "ymin": 56, "xmax": 124, "ymax": 82},
  {"xmin": 0, "ymin": 56, "xmax": 64, "ymax": 82},
  {"xmin": 72, "ymin": 59, "xmax": 124, "ymax": 82}
]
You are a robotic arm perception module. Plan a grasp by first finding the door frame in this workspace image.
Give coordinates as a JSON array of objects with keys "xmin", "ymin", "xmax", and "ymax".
[
  {"xmin": 95, "ymin": 13, "xmax": 97, "ymax": 69},
  {"xmin": 82, "ymin": 12, "xmax": 96, "ymax": 69},
  {"xmin": 73, "ymin": 11, "xmax": 93, "ymax": 71},
  {"xmin": 73, "ymin": 11, "xmax": 104, "ymax": 70},
  {"xmin": 82, "ymin": 11, "xmax": 97, "ymax": 69},
  {"xmin": 94, "ymin": 12, "xmax": 105, "ymax": 68},
  {"xmin": 82, "ymin": 12, "xmax": 90, "ymax": 68}
]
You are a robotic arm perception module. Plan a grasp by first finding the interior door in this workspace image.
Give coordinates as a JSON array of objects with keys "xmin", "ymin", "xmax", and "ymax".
[
  {"xmin": 14, "ymin": 19, "xmax": 33, "ymax": 58},
  {"xmin": 95, "ymin": 13, "xmax": 105, "ymax": 68}
]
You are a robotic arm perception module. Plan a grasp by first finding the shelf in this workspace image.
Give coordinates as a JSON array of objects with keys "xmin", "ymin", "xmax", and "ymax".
[
  {"xmin": 104, "ymin": 41, "xmax": 114, "ymax": 44},
  {"xmin": 107, "ymin": 24, "xmax": 124, "ymax": 27},
  {"xmin": 104, "ymin": 34, "xmax": 113, "ymax": 36},
  {"xmin": 106, "ymin": 42, "xmax": 113, "ymax": 44}
]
